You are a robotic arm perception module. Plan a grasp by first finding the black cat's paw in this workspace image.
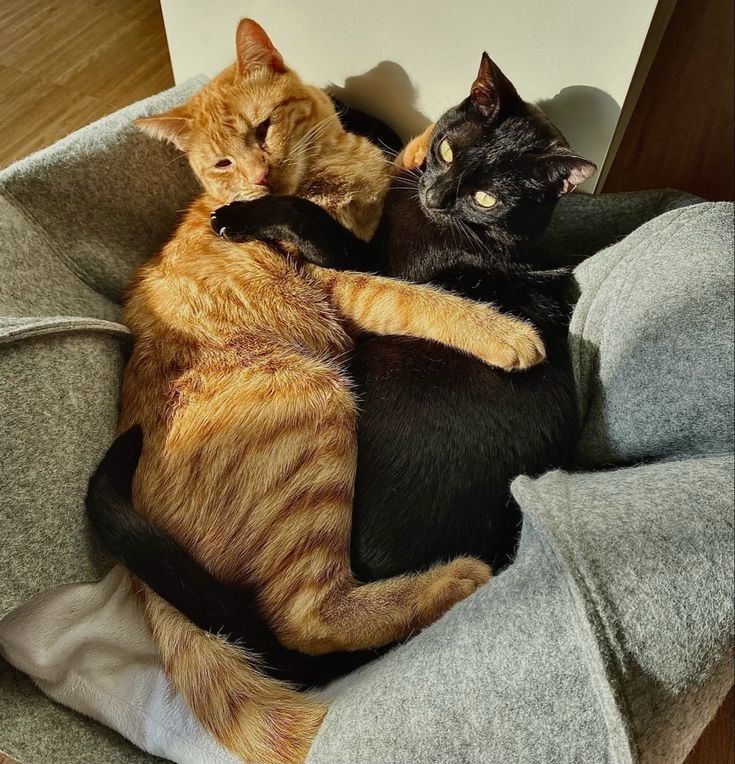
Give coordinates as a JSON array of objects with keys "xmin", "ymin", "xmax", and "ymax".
[{"xmin": 211, "ymin": 201, "xmax": 259, "ymax": 242}]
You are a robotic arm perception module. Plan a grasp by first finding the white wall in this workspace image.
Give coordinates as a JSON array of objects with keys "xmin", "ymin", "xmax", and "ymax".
[{"xmin": 160, "ymin": 0, "xmax": 662, "ymax": 188}]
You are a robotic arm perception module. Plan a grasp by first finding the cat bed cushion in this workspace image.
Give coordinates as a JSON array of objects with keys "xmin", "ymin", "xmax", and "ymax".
[{"xmin": 0, "ymin": 82, "xmax": 733, "ymax": 764}]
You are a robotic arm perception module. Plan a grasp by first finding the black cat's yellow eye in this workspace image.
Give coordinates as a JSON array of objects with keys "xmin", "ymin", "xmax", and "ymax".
[
  {"xmin": 474, "ymin": 191, "xmax": 497, "ymax": 208},
  {"xmin": 439, "ymin": 138, "xmax": 453, "ymax": 163}
]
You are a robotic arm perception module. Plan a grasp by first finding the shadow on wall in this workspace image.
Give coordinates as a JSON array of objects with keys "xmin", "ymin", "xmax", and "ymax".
[
  {"xmin": 328, "ymin": 61, "xmax": 431, "ymax": 143},
  {"xmin": 537, "ymin": 86, "xmax": 621, "ymax": 189}
]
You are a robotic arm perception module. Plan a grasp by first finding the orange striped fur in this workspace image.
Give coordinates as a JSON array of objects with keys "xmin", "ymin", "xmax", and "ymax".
[{"xmin": 121, "ymin": 19, "xmax": 544, "ymax": 763}]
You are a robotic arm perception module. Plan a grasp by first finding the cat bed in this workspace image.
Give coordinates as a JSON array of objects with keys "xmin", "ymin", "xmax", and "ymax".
[{"xmin": 0, "ymin": 81, "xmax": 733, "ymax": 764}]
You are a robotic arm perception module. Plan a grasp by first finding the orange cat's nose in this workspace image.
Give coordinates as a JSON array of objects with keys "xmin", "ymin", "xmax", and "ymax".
[{"xmin": 252, "ymin": 170, "xmax": 270, "ymax": 187}]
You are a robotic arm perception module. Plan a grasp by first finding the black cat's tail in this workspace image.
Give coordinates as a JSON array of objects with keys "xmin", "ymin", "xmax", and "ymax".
[
  {"xmin": 85, "ymin": 426, "xmax": 374, "ymax": 688},
  {"xmin": 85, "ymin": 425, "xmax": 226, "ymax": 621}
]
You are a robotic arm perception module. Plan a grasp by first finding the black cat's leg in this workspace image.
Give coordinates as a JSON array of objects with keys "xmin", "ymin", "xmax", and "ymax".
[
  {"xmin": 330, "ymin": 96, "xmax": 403, "ymax": 157},
  {"xmin": 211, "ymin": 196, "xmax": 376, "ymax": 271},
  {"xmin": 435, "ymin": 265, "xmax": 574, "ymax": 324}
]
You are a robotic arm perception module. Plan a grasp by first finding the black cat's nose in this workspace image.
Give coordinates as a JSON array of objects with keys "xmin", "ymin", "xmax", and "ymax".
[{"xmin": 423, "ymin": 185, "xmax": 444, "ymax": 210}]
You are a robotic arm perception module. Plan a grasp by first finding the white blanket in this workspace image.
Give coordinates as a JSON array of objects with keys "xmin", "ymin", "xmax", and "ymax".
[{"xmin": 0, "ymin": 566, "xmax": 240, "ymax": 764}]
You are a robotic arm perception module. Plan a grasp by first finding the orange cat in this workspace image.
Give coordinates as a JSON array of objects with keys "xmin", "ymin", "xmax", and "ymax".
[{"xmin": 121, "ymin": 19, "xmax": 545, "ymax": 764}]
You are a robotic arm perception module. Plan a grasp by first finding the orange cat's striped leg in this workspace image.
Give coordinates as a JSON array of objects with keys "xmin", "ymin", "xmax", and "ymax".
[
  {"xmin": 216, "ymin": 353, "xmax": 491, "ymax": 655},
  {"xmin": 268, "ymin": 555, "xmax": 491, "ymax": 655},
  {"xmin": 309, "ymin": 266, "xmax": 545, "ymax": 371}
]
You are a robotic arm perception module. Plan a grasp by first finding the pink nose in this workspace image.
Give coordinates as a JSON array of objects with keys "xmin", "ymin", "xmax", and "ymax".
[{"xmin": 252, "ymin": 170, "xmax": 269, "ymax": 187}]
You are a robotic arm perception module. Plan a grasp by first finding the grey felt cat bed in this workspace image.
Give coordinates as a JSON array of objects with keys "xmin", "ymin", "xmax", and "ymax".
[{"xmin": 0, "ymin": 81, "xmax": 733, "ymax": 764}]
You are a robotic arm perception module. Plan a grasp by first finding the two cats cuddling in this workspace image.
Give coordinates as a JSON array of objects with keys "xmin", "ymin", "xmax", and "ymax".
[{"xmin": 86, "ymin": 18, "xmax": 596, "ymax": 764}]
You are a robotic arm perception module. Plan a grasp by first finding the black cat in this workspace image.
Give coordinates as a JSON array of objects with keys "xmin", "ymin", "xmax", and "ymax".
[
  {"xmin": 211, "ymin": 53, "xmax": 595, "ymax": 578},
  {"xmin": 87, "ymin": 53, "xmax": 595, "ymax": 686}
]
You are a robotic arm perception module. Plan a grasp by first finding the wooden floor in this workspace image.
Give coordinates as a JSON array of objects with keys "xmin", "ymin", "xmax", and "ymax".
[
  {"xmin": 687, "ymin": 689, "xmax": 735, "ymax": 763},
  {"xmin": 0, "ymin": 2, "xmax": 732, "ymax": 763},
  {"xmin": 0, "ymin": 0, "xmax": 173, "ymax": 170}
]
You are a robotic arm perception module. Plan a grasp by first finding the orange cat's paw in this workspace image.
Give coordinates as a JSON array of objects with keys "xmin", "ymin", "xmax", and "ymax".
[
  {"xmin": 468, "ymin": 313, "xmax": 546, "ymax": 372},
  {"xmin": 402, "ymin": 123, "xmax": 435, "ymax": 170},
  {"xmin": 499, "ymin": 320, "xmax": 546, "ymax": 371},
  {"xmin": 417, "ymin": 556, "xmax": 492, "ymax": 623},
  {"xmin": 441, "ymin": 556, "xmax": 492, "ymax": 587}
]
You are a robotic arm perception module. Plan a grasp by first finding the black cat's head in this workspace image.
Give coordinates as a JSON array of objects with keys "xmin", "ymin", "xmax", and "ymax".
[{"xmin": 418, "ymin": 53, "xmax": 596, "ymax": 246}]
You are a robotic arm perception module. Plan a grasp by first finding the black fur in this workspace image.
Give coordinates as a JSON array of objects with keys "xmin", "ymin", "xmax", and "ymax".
[
  {"xmin": 86, "ymin": 54, "xmax": 594, "ymax": 685},
  {"xmin": 330, "ymin": 95, "xmax": 403, "ymax": 158}
]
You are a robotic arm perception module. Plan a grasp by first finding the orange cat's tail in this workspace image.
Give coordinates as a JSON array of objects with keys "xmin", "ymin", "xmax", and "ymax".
[{"xmin": 142, "ymin": 589, "xmax": 327, "ymax": 764}]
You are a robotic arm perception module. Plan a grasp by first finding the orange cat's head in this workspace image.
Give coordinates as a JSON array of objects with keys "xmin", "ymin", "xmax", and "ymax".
[{"xmin": 136, "ymin": 19, "xmax": 341, "ymax": 205}]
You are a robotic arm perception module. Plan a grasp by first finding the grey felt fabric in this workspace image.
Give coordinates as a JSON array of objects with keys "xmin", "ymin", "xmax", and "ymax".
[
  {"xmin": 571, "ymin": 202, "xmax": 735, "ymax": 467},
  {"xmin": 0, "ymin": 82, "xmax": 733, "ymax": 764},
  {"xmin": 0, "ymin": 79, "xmax": 202, "ymax": 618},
  {"xmin": 533, "ymin": 188, "xmax": 702, "ymax": 265}
]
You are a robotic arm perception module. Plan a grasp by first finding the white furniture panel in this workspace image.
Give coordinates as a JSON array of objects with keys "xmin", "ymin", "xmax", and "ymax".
[{"xmin": 160, "ymin": 0, "xmax": 663, "ymax": 187}]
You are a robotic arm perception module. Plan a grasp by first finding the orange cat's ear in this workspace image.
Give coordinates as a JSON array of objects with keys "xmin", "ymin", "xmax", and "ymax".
[
  {"xmin": 235, "ymin": 18, "xmax": 286, "ymax": 76},
  {"xmin": 134, "ymin": 107, "xmax": 192, "ymax": 152}
]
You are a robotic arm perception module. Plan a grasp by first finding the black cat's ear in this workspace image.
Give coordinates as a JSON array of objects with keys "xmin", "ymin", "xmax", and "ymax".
[
  {"xmin": 470, "ymin": 52, "xmax": 522, "ymax": 119},
  {"xmin": 545, "ymin": 152, "xmax": 597, "ymax": 194}
]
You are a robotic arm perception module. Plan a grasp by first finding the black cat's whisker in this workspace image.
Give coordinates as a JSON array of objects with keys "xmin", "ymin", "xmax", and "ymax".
[
  {"xmin": 468, "ymin": 224, "xmax": 484, "ymax": 248},
  {"xmin": 459, "ymin": 219, "xmax": 484, "ymax": 251},
  {"xmin": 448, "ymin": 217, "xmax": 464, "ymax": 246},
  {"xmin": 396, "ymin": 170, "xmax": 420, "ymax": 183},
  {"xmin": 451, "ymin": 217, "xmax": 475, "ymax": 252},
  {"xmin": 391, "ymin": 174, "xmax": 419, "ymax": 186},
  {"xmin": 377, "ymin": 155, "xmax": 403, "ymax": 171},
  {"xmin": 454, "ymin": 218, "xmax": 474, "ymax": 250}
]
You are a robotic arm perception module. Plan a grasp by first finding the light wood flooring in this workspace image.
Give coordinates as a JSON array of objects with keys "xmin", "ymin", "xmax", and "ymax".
[{"xmin": 0, "ymin": 0, "xmax": 173, "ymax": 170}]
